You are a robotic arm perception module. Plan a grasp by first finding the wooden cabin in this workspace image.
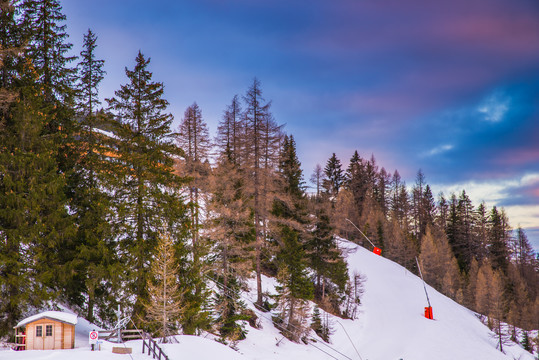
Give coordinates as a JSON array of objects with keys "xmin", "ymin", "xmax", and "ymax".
[{"xmin": 14, "ymin": 311, "xmax": 77, "ymax": 350}]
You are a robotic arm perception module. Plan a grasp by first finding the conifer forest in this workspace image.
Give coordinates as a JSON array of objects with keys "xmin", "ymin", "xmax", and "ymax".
[{"xmin": 0, "ymin": 0, "xmax": 537, "ymax": 349}]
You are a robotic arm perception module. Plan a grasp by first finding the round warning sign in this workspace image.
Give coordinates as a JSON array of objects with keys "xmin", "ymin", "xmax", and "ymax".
[{"xmin": 89, "ymin": 331, "xmax": 98, "ymax": 344}]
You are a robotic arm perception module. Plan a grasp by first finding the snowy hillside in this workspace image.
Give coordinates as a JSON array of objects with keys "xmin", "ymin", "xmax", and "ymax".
[{"xmin": 2, "ymin": 239, "xmax": 535, "ymax": 360}]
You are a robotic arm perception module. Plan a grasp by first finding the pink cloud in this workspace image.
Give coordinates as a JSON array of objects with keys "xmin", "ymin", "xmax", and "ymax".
[{"xmin": 497, "ymin": 148, "xmax": 539, "ymax": 166}]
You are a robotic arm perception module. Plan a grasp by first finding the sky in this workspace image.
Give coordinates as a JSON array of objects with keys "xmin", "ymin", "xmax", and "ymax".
[{"xmin": 62, "ymin": 0, "xmax": 539, "ymax": 250}]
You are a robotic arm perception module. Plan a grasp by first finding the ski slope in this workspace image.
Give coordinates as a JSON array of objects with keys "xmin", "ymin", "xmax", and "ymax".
[{"xmin": 1, "ymin": 239, "xmax": 535, "ymax": 360}]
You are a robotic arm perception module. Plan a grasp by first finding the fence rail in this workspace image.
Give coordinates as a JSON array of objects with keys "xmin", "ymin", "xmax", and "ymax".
[
  {"xmin": 98, "ymin": 329, "xmax": 144, "ymax": 342},
  {"xmin": 142, "ymin": 333, "xmax": 169, "ymax": 360}
]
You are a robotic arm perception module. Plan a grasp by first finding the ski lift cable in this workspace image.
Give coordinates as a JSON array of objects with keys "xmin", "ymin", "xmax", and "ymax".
[
  {"xmin": 211, "ymin": 279, "xmax": 351, "ymax": 360},
  {"xmin": 345, "ymin": 219, "xmax": 376, "ymax": 249},
  {"xmin": 206, "ymin": 274, "xmax": 354, "ymax": 360},
  {"xmin": 337, "ymin": 321, "xmax": 363, "ymax": 360}
]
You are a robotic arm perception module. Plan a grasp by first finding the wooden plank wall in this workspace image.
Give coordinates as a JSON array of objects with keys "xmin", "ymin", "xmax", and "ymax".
[{"xmin": 20, "ymin": 320, "xmax": 75, "ymax": 350}]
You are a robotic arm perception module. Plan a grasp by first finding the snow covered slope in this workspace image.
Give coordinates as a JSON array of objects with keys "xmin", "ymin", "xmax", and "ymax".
[
  {"xmin": 328, "ymin": 239, "xmax": 534, "ymax": 360},
  {"xmin": 1, "ymin": 239, "xmax": 535, "ymax": 360},
  {"xmin": 233, "ymin": 239, "xmax": 535, "ymax": 360}
]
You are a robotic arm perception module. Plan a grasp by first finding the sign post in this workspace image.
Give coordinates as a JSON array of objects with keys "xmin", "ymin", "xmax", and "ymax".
[{"xmin": 89, "ymin": 330, "xmax": 98, "ymax": 351}]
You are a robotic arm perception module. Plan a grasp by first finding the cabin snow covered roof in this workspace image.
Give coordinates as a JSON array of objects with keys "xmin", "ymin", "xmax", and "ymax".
[{"xmin": 15, "ymin": 311, "xmax": 78, "ymax": 328}]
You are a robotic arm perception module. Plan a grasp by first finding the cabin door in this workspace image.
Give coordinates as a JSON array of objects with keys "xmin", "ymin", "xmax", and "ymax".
[
  {"xmin": 43, "ymin": 323, "xmax": 54, "ymax": 350},
  {"xmin": 34, "ymin": 325, "xmax": 44, "ymax": 350}
]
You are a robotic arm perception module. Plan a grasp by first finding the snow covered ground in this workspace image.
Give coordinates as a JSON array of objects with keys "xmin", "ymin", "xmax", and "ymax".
[{"xmin": 1, "ymin": 239, "xmax": 535, "ymax": 360}]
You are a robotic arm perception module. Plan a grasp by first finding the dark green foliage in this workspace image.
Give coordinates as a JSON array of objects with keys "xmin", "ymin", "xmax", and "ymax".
[
  {"xmin": 310, "ymin": 306, "xmax": 331, "ymax": 342},
  {"xmin": 21, "ymin": 0, "xmax": 76, "ymax": 103},
  {"xmin": 520, "ymin": 331, "xmax": 531, "ymax": 352},
  {"xmin": 0, "ymin": 0, "xmax": 22, "ymax": 95},
  {"xmin": 0, "ymin": 62, "xmax": 73, "ymax": 336},
  {"xmin": 306, "ymin": 210, "xmax": 348, "ymax": 302},
  {"xmin": 75, "ymin": 28, "xmax": 105, "ymax": 116},
  {"xmin": 213, "ymin": 277, "xmax": 248, "ymax": 341},
  {"xmin": 176, "ymin": 235, "xmax": 212, "ymax": 335},
  {"xmin": 63, "ymin": 28, "xmax": 119, "ymax": 324},
  {"xmin": 279, "ymin": 135, "xmax": 304, "ymax": 198},
  {"xmin": 273, "ymin": 134, "xmax": 312, "ymax": 301},
  {"xmin": 106, "ymin": 51, "xmax": 188, "ymax": 324},
  {"xmin": 275, "ymin": 224, "xmax": 313, "ymax": 301},
  {"xmin": 488, "ymin": 207, "xmax": 510, "ymax": 273},
  {"xmin": 323, "ymin": 153, "xmax": 344, "ymax": 199}
]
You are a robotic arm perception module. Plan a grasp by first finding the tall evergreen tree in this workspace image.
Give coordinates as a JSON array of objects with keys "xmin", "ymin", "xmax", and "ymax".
[
  {"xmin": 272, "ymin": 135, "xmax": 313, "ymax": 341},
  {"xmin": 20, "ymin": 0, "xmax": 78, "ymax": 170},
  {"xmin": 67, "ymin": 29, "xmax": 118, "ymax": 323},
  {"xmin": 75, "ymin": 28, "xmax": 104, "ymax": 117},
  {"xmin": 306, "ymin": 209, "xmax": 348, "ymax": 303},
  {"xmin": 345, "ymin": 151, "xmax": 367, "ymax": 220},
  {"xmin": 0, "ymin": 0, "xmax": 22, "ymax": 110},
  {"xmin": 323, "ymin": 153, "xmax": 344, "ymax": 200},
  {"xmin": 17, "ymin": 0, "xmax": 79, "ymax": 299},
  {"xmin": 106, "ymin": 51, "xmax": 188, "ymax": 324},
  {"xmin": 0, "ymin": 59, "xmax": 72, "ymax": 335},
  {"xmin": 411, "ymin": 169, "xmax": 426, "ymax": 242},
  {"xmin": 21, "ymin": 0, "xmax": 76, "ymax": 103},
  {"xmin": 488, "ymin": 206, "xmax": 510, "ymax": 273}
]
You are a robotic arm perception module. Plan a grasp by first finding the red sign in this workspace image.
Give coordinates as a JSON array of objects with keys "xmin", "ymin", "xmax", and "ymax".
[{"xmin": 89, "ymin": 331, "xmax": 98, "ymax": 344}]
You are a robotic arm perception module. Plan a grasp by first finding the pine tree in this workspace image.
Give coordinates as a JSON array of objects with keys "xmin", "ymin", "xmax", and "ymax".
[
  {"xmin": 67, "ymin": 29, "xmax": 118, "ymax": 323},
  {"xmin": 306, "ymin": 209, "xmax": 348, "ymax": 303},
  {"xmin": 0, "ymin": 59, "xmax": 73, "ymax": 335},
  {"xmin": 520, "ymin": 331, "xmax": 531, "ymax": 352},
  {"xmin": 20, "ymin": 0, "xmax": 78, "ymax": 174},
  {"xmin": 474, "ymin": 202, "xmax": 489, "ymax": 262},
  {"xmin": 345, "ymin": 151, "xmax": 367, "ymax": 219},
  {"xmin": 106, "ymin": 51, "xmax": 187, "ymax": 323},
  {"xmin": 376, "ymin": 167, "xmax": 390, "ymax": 216},
  {"xmin": 513, "ymin": 226, "xmax": 536, "ymax": 277},
  {"xmin": 310, "ymin": 306, "xmax": 332, "ymax": 342},
  {"xmin": 389, "ymin": 170, "xmax": 402, "ymax": 222},
  {"xmin": 75, "ymin": 28, "xmax": 104, "ymax": 117},
  {"xmin": 16, "ymin": 0, "xmax": 79, "ymax": 300},
  {"xmin": 272, "ymin": 135, "xmax": 313, "ymax": 341},
  {"xmin": 488, "ymin": 207, "xmax": 510, "ymax": 273},
  {"xmin": 0, "ymin": 0, "xmax": 22, "ymax": 111},
  {"xmin": 21, "ymin": 0, "xmax": 76, "ymax": 103},
  {"xmin": 436, "ymin": 192, "xmax": 449, "ymax": 232},
  {"xmin": 411, "ymin": 170, "xmax": 425, "ymax": 240},
  {"xmin": 323, "ymin": 153, "xmax": 344, "ymax": 200},
  {"xmin": 145, "ymin": 232, "xmax": 183, "ymax": 343}
]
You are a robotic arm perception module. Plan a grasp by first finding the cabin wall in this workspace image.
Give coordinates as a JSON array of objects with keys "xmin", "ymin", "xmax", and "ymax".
[
  {"xmin": 20, "ymin": 319, "xmax": 75, "ymax": 350},
  {"xmin": 26, "ymin": 324, "xmax": 34, "ymax": 350}
]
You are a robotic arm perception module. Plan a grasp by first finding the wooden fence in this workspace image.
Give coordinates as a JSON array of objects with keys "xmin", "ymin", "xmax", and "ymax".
[
  {"xmin": 142, "ymin": 332, "xmax": 169, "ymax": 360},
  {"xmin": 98, "ymin": 329, "xmax": 144, "ymax": 342}
]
